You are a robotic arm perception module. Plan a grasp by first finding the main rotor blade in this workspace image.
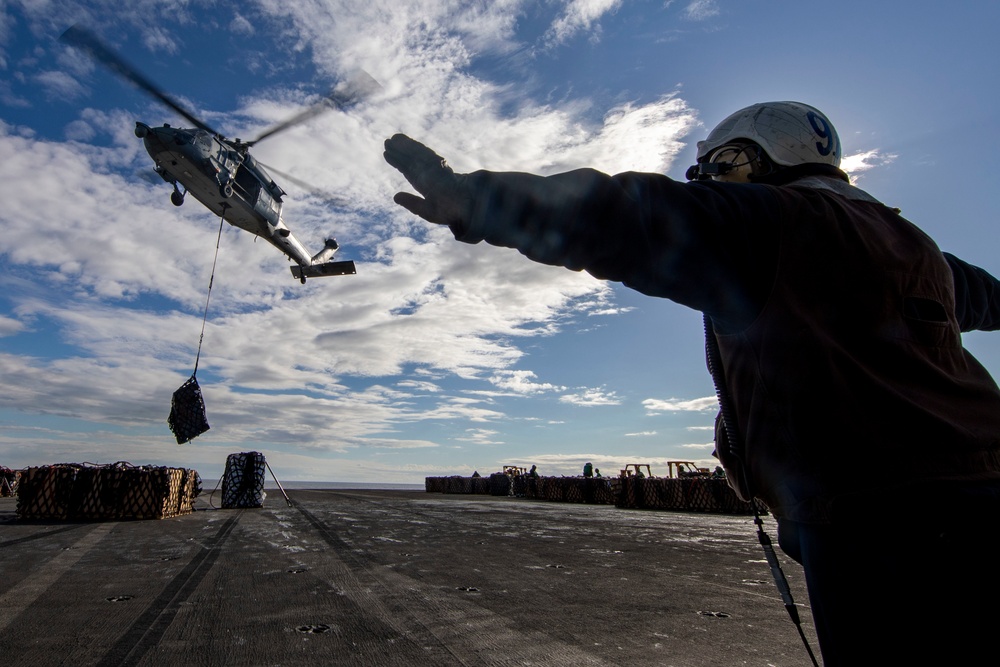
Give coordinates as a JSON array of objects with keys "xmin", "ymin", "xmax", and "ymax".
[
  {"xmin": 257, "ymin": 162, "xmax": 349, "ymax": 209},
  {"xmin": 247, "ymin": 70, "xmax": 381, "ymax": 146},
  {"xmin": 60, "ymin": 24, "xmax": 219, "ymax": 135}
]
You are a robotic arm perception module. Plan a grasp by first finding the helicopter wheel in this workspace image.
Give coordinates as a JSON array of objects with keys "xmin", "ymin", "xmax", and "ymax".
[
  {"xmin": 170, "ymin": 190, "xmax": 184, "ymax": 206},
  {"xmin": 220, "ymin": 182, "xmax": 233, "ymax": 198}
]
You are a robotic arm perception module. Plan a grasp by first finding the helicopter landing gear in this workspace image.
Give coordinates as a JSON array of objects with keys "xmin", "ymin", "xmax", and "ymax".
[
  {"xmin": 219, "ymin": 182, "xmax": 233, "ymax": 198},
  {"xmin": 170, "ymin": 186, "xmax": 185, "ymax": 206}
]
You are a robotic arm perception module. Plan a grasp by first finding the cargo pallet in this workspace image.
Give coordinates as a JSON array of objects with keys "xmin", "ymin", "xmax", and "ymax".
[
  {"xmin": 424, "ymin": 471, "xmax": 755, "ymax": 514},
  {"xmin": 14, "ymin": 462, "xmax": 201, "ymax": 521}
]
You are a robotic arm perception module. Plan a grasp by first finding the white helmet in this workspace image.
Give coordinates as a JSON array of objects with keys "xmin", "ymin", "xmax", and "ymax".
[{"xmin": 696, "ymin": 101, "xmax": 842, "ymax": 168}]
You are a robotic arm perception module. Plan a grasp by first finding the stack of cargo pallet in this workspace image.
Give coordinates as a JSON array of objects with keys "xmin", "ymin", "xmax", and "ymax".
[
  {"xmin": 616, "ymin": 475, "xmax": 754, "ymax": 514},
  {"xmin": 520, "ymin": 476, "xmax": 617, "ymax": 505},
  {"xmin": 15, "ymin": 462, "xmax": 201, "ymax": 521},
  {"xmin": 425, "ymin": 474, "xmax": 618, "ymax": 505},
  {"xmin": 426, "ymin": 471, "xmax": 754, "ymax": 514}
]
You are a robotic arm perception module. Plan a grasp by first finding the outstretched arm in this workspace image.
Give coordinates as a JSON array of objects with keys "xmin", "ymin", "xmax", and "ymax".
[
  {"xmin": 383, "ymin": 134, "xmax": 780, "ymax": 330},
  {"xmin": 945, "ymin": 252, "xmax": 1000, "ymax": 331}
]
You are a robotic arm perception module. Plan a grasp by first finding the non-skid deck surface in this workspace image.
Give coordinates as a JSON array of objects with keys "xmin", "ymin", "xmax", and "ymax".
[{"xmin": 0, "ymin": 489, "xmax": 817, "ymax": 666}]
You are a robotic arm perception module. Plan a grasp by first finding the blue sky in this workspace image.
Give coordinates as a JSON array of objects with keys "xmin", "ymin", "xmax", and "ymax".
[{"xmin": 2, "ymin": 1, "xmax": 999, "ymax": 483}]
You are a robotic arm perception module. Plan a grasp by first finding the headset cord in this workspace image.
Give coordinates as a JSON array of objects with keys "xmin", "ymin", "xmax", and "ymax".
[
  {"xmin": 748, "ymin": 485, "xmax": 820, "ymax": 666},
  {"xmin": 703, "ymin": 315, "xmax": 820, "ymax": 667}
]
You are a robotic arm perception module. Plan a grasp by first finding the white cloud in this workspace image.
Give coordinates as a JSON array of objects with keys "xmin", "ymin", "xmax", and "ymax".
[
  {"xmin": 355, "ymin": 437, "xmax": 440, "ymax": 449},
  {"xmin": 141, "ymin": 26, "xmax": 180, "ymax": 55},
  {"xmin": 396, "ymin": 379, "xmax": 442, "ymax": 393},
  {"xmin": 35, "ymin": 70, "xmax": 87, "ymax": 101},
  {"xmin": 64, "ymin": 119, "xmax": 97, "ymax": 141},
  {"xmin": 683, "ymin": 0, "xmax": 720, "ymax": 21},
  {"xmin": 642, "ymin": 396, "xmax": 717, "ymax": 413},
  {"xmin": 0, "ymin": 315, "xmax": 24, "ymax": 336},
  {"xmin": 455, "ymin": 427, "xmax": 503, "ymax": 445},
  {"xmin": 230, "ymin": 13, "xmax": 256, "ymax": 37},
  {"xmin": 0, "ymin": 0, "xmax": 703, "ymax": 476},
  {"xmin": 624, "ymin": 430, "xmax": 657, "ymax": 437},
  {"xmin": 544, "ymin": 0, "xmax": 623, "ymax": 47},
  {"xmin": 560, "ymin": 386, "xmax": 622, "ymax": 406},
  {"xmin": 489, "ymin": 369, "xmax": 565, "ymax": 395}
]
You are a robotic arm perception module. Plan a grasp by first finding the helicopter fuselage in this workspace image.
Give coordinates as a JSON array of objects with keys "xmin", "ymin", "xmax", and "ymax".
[
  {"xmin": 135, "ymin": 122, "xmax": 316, "ymax": 267},
  {"xmin": 60, "ymin": 24, "xmax": 355, "ymax": 282}
]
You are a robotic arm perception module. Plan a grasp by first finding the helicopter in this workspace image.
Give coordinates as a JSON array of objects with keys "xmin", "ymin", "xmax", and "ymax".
[{"xmin": 60, "ymin": 25, "xmax": 364, "ymax": 283}]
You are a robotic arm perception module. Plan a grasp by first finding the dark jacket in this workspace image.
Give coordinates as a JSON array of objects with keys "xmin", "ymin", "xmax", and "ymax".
[{"xmin": 453, "ymin": 169, "xmax": 1000, "ymax": 521}]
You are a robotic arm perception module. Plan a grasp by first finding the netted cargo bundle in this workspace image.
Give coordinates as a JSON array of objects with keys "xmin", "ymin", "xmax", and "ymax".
[
  {"xmin": 1, "ymin": 466, "xmax": 17, "ymax": 497},
  {"xmin": 168, "ymin": 374, "xmax": 210, "ymax": 444},
  {"xmin": 617, "ymin": 477, "xmax": 673, "ymax": 509},
  {"xmin": 616, "ymin": 476, "xmax": 754, "ymax": 514},
  {"xmin": 16, "ymin": 463, "xmax": 200, "ymax": 521},
  {"xmin": 181, "ymin": 467, "xmax": 203, "ymax": 513},
  {"xmin": 72, "ymin": 463, "xmax": 126, "ymax": 520},
  {"xmin": 442, "ymin": 476, "xmax": 474, "ymax": 494},
  {"xmin": 542, "ymin": 477, "xmax": 566, "ymax": 502},
  {"xmin": 221, "ymin": 451, "xmax": 267, "ymax": 509},
  {"xmin": 425, "ymin": 477, "xmax": 447, "ymax": 493},
  {"xmin": 644, "ymin": 477, "xmax": 680, "ymax": 509},
  {"xmin": 120, "ymin": 466, "xmax": 193, "ymax": 519},
  {"xmin": 560, "ymin": 477, "xmax": 617, "ymax": 505},
  {"xmin": 616, "ymin": 476, "xmax": 636, "ymax": 508},
  {"xmin": 16, "ymin": 465, "xmax": 78, "ymax": 520},
  {"xmin": 472, "ymin": 476, "xmax": 491, "ymax": 494},
  {"xmin": 512, "ymin": 474, "xmax": 529, "ymax": 497},
  {"xmin": 562, "ymin": 478, "xmax": 587, "ymax": 503},
  {"xmin": 681, "ymin": 477, "xmax": 756, "ymax": 514},
  {"xmin": 488, "ymin": 472, "xmax": 510, "ymax": 496},
  {"xmin": 587, "ymin": 478, "xmax": 617, "ymax": 505}
]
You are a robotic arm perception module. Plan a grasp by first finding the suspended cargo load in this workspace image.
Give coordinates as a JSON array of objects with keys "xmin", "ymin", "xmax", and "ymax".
[{"xmin": 168, "ymin": 374, "xmax": 210, "ymax": 444}]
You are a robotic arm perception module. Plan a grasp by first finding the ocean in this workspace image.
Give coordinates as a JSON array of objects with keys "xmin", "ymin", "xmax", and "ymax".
[{"xmin": 261, "ymin": 480, "xmax": 425, "ymax": 491}]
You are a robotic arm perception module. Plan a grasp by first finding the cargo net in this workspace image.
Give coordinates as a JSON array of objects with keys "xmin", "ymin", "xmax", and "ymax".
[
  {"xmin": 424, "ymin": 474, "xmax": 618, "ymax": 505},
  {"xmin": 15, "ymin": 462, "xmax": 202, "ymax": 521},
  {"xmin": 1, "ymin": 466, "xmax": 17, "ymax": 497},
  {"xmin": 168, "ymin": 375, "xmax": 210, "ymax": 444},
  {"xmin": 221, "ymin": 452, "xmax": 267, "ymax": 509},
  {"xmin": 616, "ymin": 476, "xmax": 756, "ymax": 514}
]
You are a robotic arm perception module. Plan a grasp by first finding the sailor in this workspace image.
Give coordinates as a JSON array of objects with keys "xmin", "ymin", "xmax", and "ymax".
[{"xmin": 384, "ymin": 102, "xmax": 1000, "ymax": 664}]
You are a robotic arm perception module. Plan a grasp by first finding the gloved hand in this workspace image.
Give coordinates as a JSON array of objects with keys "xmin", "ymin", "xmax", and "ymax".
[{"xmin": 383, "ymin": 134, "xmax": 472, "ymax": 228}]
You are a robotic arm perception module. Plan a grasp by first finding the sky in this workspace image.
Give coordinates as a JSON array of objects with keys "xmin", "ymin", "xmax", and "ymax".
[{"xmin": 2, "ymin": 0, "xmax": 1000, "ymax": 484}]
